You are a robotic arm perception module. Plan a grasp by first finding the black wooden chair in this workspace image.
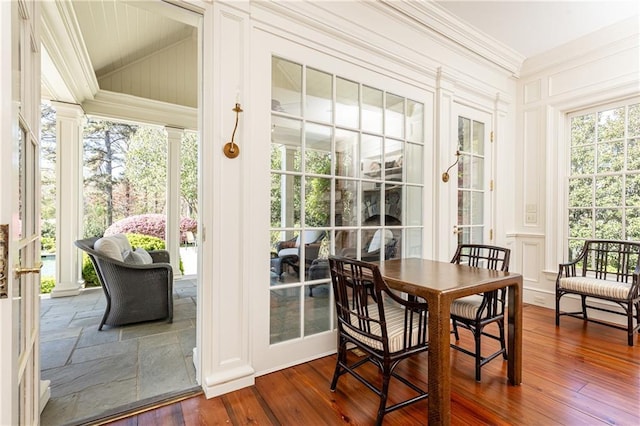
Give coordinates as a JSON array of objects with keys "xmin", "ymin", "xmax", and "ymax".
[
  {"xmin": 450, "ymin": 244, "xmax": 511, "ymax": 381},
  {"xmin": 328, "ymin": 256, "xmax": 429, "ymax": 426}
]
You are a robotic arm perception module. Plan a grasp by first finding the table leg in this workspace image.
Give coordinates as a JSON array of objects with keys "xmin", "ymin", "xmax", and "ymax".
[
  {"xmin": 427, "ymin": 294, "xmax": 451, "ymax": 425},
  {"xmin": 507, "ymin": 277, "xmax": 523, "ymax": 385}
]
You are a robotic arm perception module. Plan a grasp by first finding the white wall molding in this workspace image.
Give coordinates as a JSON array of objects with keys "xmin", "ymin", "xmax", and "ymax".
[
  {"xmin": 379, "ymin": 0, "xmax": 524, "ymax": 77},
  {"xmin": 82, "ymin": 90, "xmax": 197, "ymax": 130}
]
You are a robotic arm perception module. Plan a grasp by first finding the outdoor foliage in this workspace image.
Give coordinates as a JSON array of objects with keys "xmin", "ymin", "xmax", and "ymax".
[
  {"xmin": 40, "ymin": 277, "xmax": 55, "ymax": 295},
  {"xmin": 568, "ymin": 103, "xmax": 640, "ymax": 257},
  {"xmin": 104, "ymin": 214, "xmax": 197, "ymax": 242},
  {"xmin": 81, "ymin": 233, "xmax": 171, "ymax": 287}
]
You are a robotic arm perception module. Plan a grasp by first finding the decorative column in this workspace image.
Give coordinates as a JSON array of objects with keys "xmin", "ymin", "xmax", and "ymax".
[
  {"xmin": 166, "ymin": 126, "xmax": 183, "ymax": 277},
  {"xmin": 50, "ymin": 102, "xmax": 84, "ymax": 298}
]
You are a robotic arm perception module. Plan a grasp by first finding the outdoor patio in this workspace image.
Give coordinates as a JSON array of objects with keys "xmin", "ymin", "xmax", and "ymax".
[{"xmin": 39, "ymin": 278, "xmax": 198, "ymax": 425}]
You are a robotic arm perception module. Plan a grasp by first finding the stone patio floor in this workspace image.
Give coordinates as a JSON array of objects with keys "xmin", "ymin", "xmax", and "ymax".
[{"xmin": 39, "ymin": 278, "xmax": 198, "ymax": 426}]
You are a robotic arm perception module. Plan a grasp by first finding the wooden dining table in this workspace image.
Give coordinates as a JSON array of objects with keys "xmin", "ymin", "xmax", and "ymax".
[{"xmin": 378, "ymin": 258, "xmax": 523, "ymax": 425}]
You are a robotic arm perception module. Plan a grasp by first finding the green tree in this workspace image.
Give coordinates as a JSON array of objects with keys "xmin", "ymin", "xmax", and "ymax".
[
  {"xmin": 83, "ymin": 119, "xmax": 137, "ymax": 233},
  {"xmin": 180, "ymin": 131, "xmax": 198, "ymax": 217},
  {"xmin": 124, "ymin": 127, "xmax": 167, "ymax": 215}
]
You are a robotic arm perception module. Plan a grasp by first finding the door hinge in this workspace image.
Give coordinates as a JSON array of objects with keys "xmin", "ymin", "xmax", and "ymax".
[
  {"xmin": 490, "ymin": 131, "xmax": 494, "ymax": 142},
  {"xmin": 490, "ymin": 180, "xmax": 494, "ymax": 191},
  {"xmin": 489, "ymin": 229, "xmax": 494, "ymax": 241}
]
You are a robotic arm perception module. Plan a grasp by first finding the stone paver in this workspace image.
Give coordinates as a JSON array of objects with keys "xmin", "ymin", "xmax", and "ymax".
[{"xmin": 39, "ymin": 279, "xmax": 197, "ymax": 425}]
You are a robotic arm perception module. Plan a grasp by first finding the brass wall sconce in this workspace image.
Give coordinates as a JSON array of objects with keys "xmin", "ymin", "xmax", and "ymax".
[
  {"xmin": 442, "ymin": 150, "xmax": 460, "ymax": 183},
  {"xmin": 223, "ymin": 103, "xmax": 243, "ymax": 159}
]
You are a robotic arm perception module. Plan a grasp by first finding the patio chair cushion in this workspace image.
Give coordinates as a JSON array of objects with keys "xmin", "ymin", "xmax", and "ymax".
[
  {"xmin": 123, "ymin": 248, "xmax": 153, "ymax": 265},
  {"xmin": 94, "ymin": 234, "xmax": 132, "ymax": 262}
]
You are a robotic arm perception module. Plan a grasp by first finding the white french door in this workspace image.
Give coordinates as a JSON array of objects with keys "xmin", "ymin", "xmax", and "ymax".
[
  {"xmin": 0, "ymin": 1, "xmax": 44, "ymax": 424},
  {"xmin": 252, "ymin": 30, "xmax": 433, "ymax": 374},
  {"xmin": 450, "ymin": 104, "xmax": 493, "ymax": 250}
]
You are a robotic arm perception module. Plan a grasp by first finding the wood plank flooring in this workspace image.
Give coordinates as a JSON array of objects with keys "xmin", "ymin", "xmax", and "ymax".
[{"xmin": 103, "ymin": 305, "xmax": 640, "ymax": 425}]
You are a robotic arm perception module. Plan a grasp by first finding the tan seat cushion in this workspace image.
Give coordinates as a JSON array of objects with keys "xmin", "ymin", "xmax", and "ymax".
[
  {"xmin": 451, "ymin": 294, "xmax": 486, "ymax": 320},
  {"xmin": 559, "ymin": 277, "xmax": 631, "ymax": 299},
  {"xmin": 344, "ymin": 302, "xmax": 427, "ymax": 353}
]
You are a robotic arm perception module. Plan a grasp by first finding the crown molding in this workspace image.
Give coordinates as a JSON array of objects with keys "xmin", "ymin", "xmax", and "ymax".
[
  {"xmin": 380, "ymin": 0, "xmax": 525, "ymax": 78},
  {"xmin": 40, "ymin": 0, "xmax": 99, "ymax": 103}
]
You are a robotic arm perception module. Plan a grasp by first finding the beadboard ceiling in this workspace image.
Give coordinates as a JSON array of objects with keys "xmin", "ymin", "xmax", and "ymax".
[{"xmin": 41, "ymin": 0, "xmax": 640, "ymax": 110}]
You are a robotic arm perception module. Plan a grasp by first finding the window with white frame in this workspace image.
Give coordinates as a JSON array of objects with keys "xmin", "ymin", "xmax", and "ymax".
[
  {"xmin": 269, "ymin": 56, "xmax": 425, "ymax": 344},
  {"xmin": 567, "ymin": 99, "xmax": 640, "ymax": 258}
]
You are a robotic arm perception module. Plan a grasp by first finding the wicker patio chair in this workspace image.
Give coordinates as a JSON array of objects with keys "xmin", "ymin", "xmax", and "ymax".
[{"xmin": 75, "ymin": 236, "xmax": 173, "ymax": 330}]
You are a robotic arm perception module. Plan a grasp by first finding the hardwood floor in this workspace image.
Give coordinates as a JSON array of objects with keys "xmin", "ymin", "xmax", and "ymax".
[{"xmin": 103, "ymin": 305, "xmax": 640, "ymax": 425}]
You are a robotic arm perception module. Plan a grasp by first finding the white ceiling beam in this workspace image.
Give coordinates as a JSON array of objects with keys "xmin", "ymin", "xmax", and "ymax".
[{"xmin": 40, "ymin": 0, "xmax": 100, "ymax": 104}]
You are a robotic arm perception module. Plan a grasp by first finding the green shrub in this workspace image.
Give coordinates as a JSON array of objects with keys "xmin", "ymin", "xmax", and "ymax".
[
  {"xmin": 41, "ymin": 237, "xmax": 56, "ymax": 254},
  {"xmin": 82, "ymin": 254, "xmax": 100, "ymax": 287},
  {"xmin": 40, "ymin": 277, "xmax": 55, "ymax": 294},
  {"xmin": 127, "ymin": 233, "xmax": 165, "ymax": 251}
]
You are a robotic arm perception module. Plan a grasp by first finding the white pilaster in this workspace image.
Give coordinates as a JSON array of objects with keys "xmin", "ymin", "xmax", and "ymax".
[
  {"xmin": 50, "ymin": 101, "xmax": 84, "ymax": 298},
  {"xmin": 165, "ymin": 126, "xmax": 183, "ymax": 276}
]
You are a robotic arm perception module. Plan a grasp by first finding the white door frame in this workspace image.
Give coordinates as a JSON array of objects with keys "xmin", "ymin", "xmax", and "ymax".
[{"xmin": 0, "ymin": 1, "xmax": 44, "ymax": 424}]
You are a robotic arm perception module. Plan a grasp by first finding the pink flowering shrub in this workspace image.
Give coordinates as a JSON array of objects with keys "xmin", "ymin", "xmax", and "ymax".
[{"xmin": 104, "ymin": 214, "xmax": 197, "ymax": 242}]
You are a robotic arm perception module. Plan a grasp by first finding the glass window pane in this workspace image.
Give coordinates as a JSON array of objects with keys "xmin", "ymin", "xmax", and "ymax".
[
  {"xmin": 404, "ymin": 228, "xmax": 422, "ymax": 258},
  {"xmin": 595, "ymin": 175, "xmax": 622, "ymax": 207},
  {"xmin": 459, "ymin": 117, "xmax": 471, "ymax": 151},
  {"xmin": 628, "ymin": 104, "xmax": 640, "ymax": 137},
  {"xmin": 271, "ymin": 174, "xmax": 301, "ymax": 228},
  {"xmin": 361, "ymin": 134, "xmax": 383, "ymax": 180},
  {"xmin": 458, "ymin": 190, "xmax": 471, "ymax": 224},
  {"xmin": 336, "ymin": 77, "xmax": 359, "ymax": 128},
  {"xmin": 270, "ymin": 287, "xmax": 301, "ymax": 344},
  {"xmin": 626, "ymin": 174, "xmax": 640, "ymax": 206},
  {"xmin": 569, "ymin": 209, "xmax": 592, "ymax": 239},
  {"xmin": 628, "ymin": 139, "xmax": 640, "ymax": 171},
  {"xmin": 473, "ymin": 120, "xmax": 484, "ymax": 155},
  {"xmin": 406, "ymin": 185, "xmax": 422, "ymax": 226},
  {"xmin": 335, "ymin": 229, "xmax": 358, "ymax": 257},
  {"xmin": 406, "ymin": 100, "xmax": 423, "ymax": 143},
  {"xmin": 335, "ymin": 179, "xmax": 358, "ymax": 227},
  {"xmin": 271, "ymin": 116, "xmax": 302, "ymax": 172},
  {"xmin": 471, "ymin": 226, "xmax": 483, "ymax": 244},
  {"xmin": 405, "ymin": 142, "xmax": 423, "ymax": 184},
  {"xmin": 304, "ymin": 282, "xmax": 331, "ymax": 336},
  {"xmin": 626, "ymin": 208, "xmax": 640, "ymax": 240},
  {"xmin": 472, "ymin": 191, "xmax": 484, "ymax": 225},
  {"xmin": 458, "ymin": 154, "xmax": 471, "ymax": 188},
  {"xmin": 305, "ymin": 177, "xmax": 331, "ymax": 227},
  {"xmin": 362, "ymin": 86, "xmax": 383, "ymax": 134},
  {"xmin": 597, "ymin": 141, "xmax": 624, "ymax": 173},
  {"xmin": 595, "ymin": 208, "xmax": 622, "ymax": 239},
  {"xmin": 571, "ymin": 145, "xmax": 595, "ymax": 175},
  {"xmin": 572, "ymin": 114, "xmax": 595, "ymax": 146},
  {"xmin": 272, "ymin": 57, "xmax": 302, "ymax": 116},
  {"xmin": 385, "ymin": 186, "xmax": 402, "ymax": 224},
  {"xmin": 335, "ymin": 129, "xmax": 358, "ymax": 177},
  {"xmin": 598, "ymin": 107, "xmax": 624, "ymax": 141},
  {"xmin": 568, "ymin": 177, "xmax": 593, "ymax": 208},
  {"xmin": 305, "ymin": 123, "xmax": 332, "ymax": 175},
  {"xmin": 384, "ymin": 139, "xmax": 403, "ymax": 182},
  {"xmin": 362, "ymin": 186, "xmax": 382, "ymax": 225},
  {"xmin": 472, "ymin": 156, "xmax": 484, "ymax": 190},
  {"xmin": 385, "ymin": 93, "xmax": 404, "ymax": 139},
  {"xmin": 306, "ymin": 68, "xmax": 332, "ymax": 123}
]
